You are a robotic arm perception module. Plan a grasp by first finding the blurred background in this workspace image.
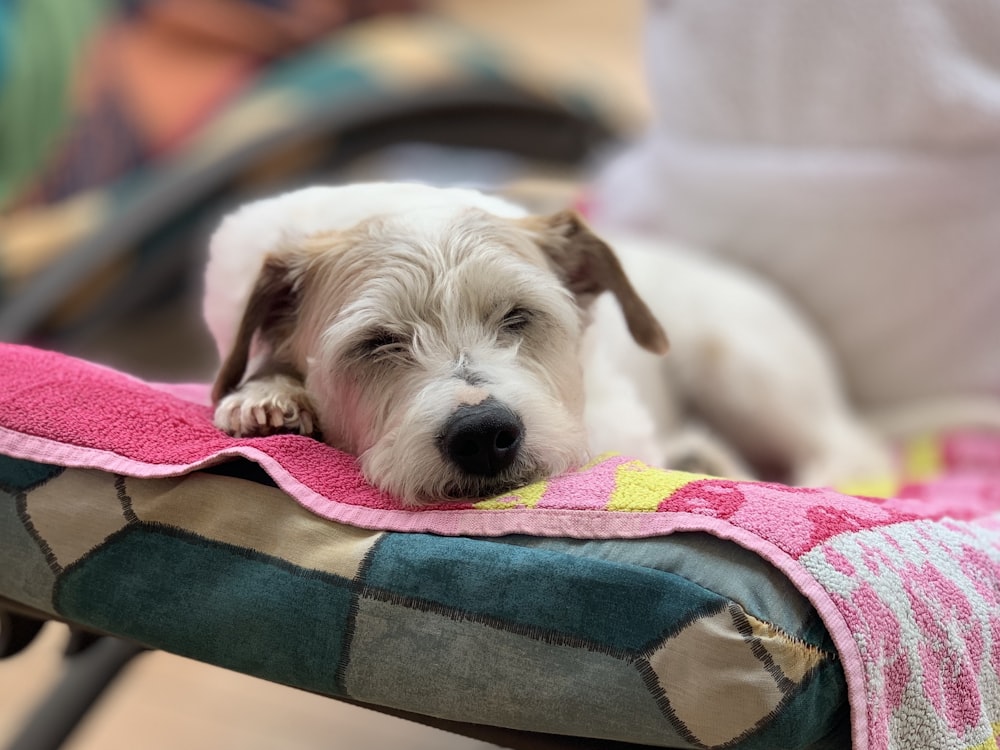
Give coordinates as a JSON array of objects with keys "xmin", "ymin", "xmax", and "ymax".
[
  {"xmin": 0, "ymin": 1, "xmax": 646, "ymax": 748},
  {"xmin": 0, "ymin": 0, "xmax": 647, "ymax": 382}
]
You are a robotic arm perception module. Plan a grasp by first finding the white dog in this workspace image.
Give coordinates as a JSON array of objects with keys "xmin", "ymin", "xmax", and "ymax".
[{"xmin": 203, "ymin": 182, "xmax": 891, "ymax": 502}]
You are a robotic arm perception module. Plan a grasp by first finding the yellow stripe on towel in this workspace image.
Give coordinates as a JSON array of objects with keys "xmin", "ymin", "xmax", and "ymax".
[{"xmin": 607, "ymin": 461, "xmax": 708, "ymax": 512}]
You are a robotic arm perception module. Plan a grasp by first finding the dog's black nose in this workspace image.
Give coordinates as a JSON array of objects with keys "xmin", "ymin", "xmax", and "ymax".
[{"xmin": 440, "ymin": 400, "xmax": 523, "ymax": 476}]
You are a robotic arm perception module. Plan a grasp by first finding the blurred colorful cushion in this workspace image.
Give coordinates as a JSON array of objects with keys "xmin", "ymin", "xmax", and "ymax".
[{"xmin": 0, "ymin": 10, "xmax": 613, "ymax": 341}]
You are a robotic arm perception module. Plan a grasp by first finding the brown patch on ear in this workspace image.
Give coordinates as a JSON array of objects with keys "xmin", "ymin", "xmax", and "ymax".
[
  {"xmin": 528, "ymin": 210, "xmax": 669, "ymax": 355},
  {"xmin": 211, "ymin": 254, "xmax": 303, "ymax": 403}
]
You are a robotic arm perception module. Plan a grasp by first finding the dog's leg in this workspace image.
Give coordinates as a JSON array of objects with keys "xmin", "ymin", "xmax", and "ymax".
[
  {"xmin": 677, "ymin": 336, "xmax": 893, "ymax": 488},
  {"xmin": 214, "ymin": 371, "xmax": 317, "ymax": 438},
  {"xmin": 790, "ymin": 416, "xmax": 892, "ymax": 488},
  {"xmin": 662, "ymin": 422, "xmax": 754, "ymax": 479}
]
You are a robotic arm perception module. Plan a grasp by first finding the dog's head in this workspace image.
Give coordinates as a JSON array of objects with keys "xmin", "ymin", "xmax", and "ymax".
[{"xmin": 212, "ymin": 199, "xmax": 667, "ymax": 503}]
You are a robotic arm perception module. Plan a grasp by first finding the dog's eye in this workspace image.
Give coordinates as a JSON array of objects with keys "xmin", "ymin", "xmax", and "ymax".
[
  {"xmin": 358, "ymin": 328, "xmax": 409, "ymax": 359},
  {"xmin": 499, "ymin": 307, "xmax": 532, "ymax": 334}
]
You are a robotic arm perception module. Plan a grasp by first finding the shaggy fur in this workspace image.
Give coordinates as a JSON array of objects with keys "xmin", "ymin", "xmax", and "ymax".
[
  {"xmin": 206, "ymin": 183, "xmax": 666, "ymax": 502},
  {"xmin": 204, "ymin": 182, "xmax": 890, "ymax": 503}
]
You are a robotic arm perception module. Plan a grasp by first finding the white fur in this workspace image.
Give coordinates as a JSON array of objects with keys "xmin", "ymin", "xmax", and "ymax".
[
  {"xmin": 205, "ymin": 183, "xmax": 587, "ymax": 502},
  {"xmin": 204, "ymin": 182, "xmax": 907, "ymax": 501},
  {"xmin": 215, "ymin": 375, "xmax": 315, "ymax": 436},
  {"xmin": 583, "ymin": 236, "xmax": 892, "ymax": 484},
  {"xmin": 204, "ymin": 183, "xmax": 526, "ymax": 362}
]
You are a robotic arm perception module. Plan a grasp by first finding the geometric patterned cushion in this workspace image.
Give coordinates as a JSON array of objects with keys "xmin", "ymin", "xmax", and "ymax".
[{"xmin": 0, "ymin": 457, "xmax": 848, "ymax": 749}]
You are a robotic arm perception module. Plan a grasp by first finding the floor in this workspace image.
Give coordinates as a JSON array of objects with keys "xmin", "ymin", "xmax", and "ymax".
[
  {"xmin": 1, "ymin": 2, "xmax": 646, "ymax": 748},
  {"xmin": 0, "ymin": 624, "xmax": 497, "ymax": 750}
]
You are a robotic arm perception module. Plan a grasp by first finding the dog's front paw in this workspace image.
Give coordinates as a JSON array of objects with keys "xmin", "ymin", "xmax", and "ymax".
[{"xmin": 214, "ymin": 376, "xmax": 318, "ymax": 438}]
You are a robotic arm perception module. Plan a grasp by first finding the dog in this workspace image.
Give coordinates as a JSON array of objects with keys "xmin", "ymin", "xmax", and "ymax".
[{"xmin": 203, "ymin": 182, "xmax": 892, "ymax": 503}]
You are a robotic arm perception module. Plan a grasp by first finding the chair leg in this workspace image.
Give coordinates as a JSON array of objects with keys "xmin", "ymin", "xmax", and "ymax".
[
  {"xmin": 0, "ymin": 611, "xmax": 45, "ymax": 659},
  {"xmin": 6, "ymin": 634, "xmax": 145, "ymax": 750}
]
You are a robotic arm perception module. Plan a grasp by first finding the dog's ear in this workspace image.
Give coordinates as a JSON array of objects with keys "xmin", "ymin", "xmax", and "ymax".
[
  {"xmin": 530, "ymin": 210, "xmax": 669, "ymax": 355},
  {"xmin": 212, "ymin": 253, "xmax": 304, "ymax": 403}
]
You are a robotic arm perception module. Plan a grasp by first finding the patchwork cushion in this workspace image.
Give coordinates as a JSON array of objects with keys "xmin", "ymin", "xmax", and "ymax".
[{"xmin": 1, "ymin": 459, "xmax": 846, "ymax": 749}]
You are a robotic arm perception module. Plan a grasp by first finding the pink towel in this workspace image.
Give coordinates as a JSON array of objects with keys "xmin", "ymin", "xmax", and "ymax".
[{"xmin": 2, "ymin": 342, "xmax": 1000, "ymax": 750}]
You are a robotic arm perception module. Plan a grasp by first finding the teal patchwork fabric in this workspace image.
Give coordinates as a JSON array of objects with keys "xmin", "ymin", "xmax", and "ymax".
[
  {"xmin": 56, "ymin": 525, "xmax": 356, "ymax": 693},
  {"xmin": 0, "ymin": 457, "xmax": 848, "ymax": 748}
]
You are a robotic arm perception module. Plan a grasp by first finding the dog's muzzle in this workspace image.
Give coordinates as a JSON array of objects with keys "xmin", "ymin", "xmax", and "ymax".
[{"xmin": 439, "ymin": 399, "xmax": 523, "ymax": 477}]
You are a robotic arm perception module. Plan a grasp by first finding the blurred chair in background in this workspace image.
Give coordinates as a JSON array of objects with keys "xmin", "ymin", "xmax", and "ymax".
[{"xmin": 0, "ymin": 0, "xmax": 620, "ymax": 377}]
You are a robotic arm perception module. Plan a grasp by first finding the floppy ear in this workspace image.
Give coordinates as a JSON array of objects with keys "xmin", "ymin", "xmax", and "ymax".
[
  {"xmin": 211, "ymin": 254, "xmax": 303, "ymax": 403},
  {"xmin": 531, "ymin": 210, "xmax": 669, "ymax": 355}
]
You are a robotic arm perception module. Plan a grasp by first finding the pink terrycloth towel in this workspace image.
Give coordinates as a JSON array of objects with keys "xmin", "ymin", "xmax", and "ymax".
[{"xmin": 2, "ymin": 342, "xmax": 1000, "ymax": 750}]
